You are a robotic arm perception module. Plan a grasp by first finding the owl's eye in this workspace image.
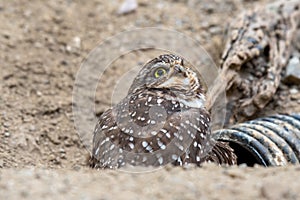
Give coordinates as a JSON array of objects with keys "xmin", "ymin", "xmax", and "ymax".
[{"xmin": 154, "ymin": 68, "xmax": 167, "ymax": 78}]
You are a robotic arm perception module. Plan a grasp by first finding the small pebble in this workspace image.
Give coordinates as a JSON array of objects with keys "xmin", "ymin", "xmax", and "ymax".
[
  {"xmin": 117, "ymin": 0, "xmax": 137, "ymax": 15},
  {"xmin": 65, "ymin": 45, "xmax": 72, "ymax": 52},
  {"xmin": 72, "ymin": 165, "xmax": 81, "ymax": 171},
  {"xmin": 60, "ymin": 154, "xmax": 66, "ymax": 159},
  {"xmin": 59, "ymin": 148, "xmax": 65, "ymax": 153},
  {"xmin": 4, "ymin": 132, "xmax": 10, "ymax": 137},
  {"xmin": 289, "ymin": 88, "xmax": 298, "ymax": 95},
  {"xmin": 72, "ymin": 36, "xmax": 81, "ymax": 48},
  {"xmin": 3, "ymin": 122, "xmax": 10, "ymax": 128},
  {"xmin": 238, "ymin": 163, "xmax": 248, "ymax": 168},
  {"xmin": 29, "ymin": 125, "xmax": 36, "ymax": 131},
  {"xmin": 284, "ymin": 56, "xmax": 300, "ymax": 84}
]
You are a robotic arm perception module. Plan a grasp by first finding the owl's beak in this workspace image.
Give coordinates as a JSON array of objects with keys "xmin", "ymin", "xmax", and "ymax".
[
  {"xmin": 173, "ymin": 64, "xmax": 186, "ymax": 75},
  {"xmin": 155, "ymin": 64, "xmax": 186, "ymax": 80},
  {"xmin": 167, "ymin": 64, "xmax": 189, "ymax": 80}
]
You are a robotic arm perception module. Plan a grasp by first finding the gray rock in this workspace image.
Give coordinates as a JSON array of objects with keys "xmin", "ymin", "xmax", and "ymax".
[
  {"xmin": 284, "ymin": 55, "xmax": 300, "ymax": 84},
  {"xmin": 117, "ymin": 0, "xmax": 137, "ymax": 15}
]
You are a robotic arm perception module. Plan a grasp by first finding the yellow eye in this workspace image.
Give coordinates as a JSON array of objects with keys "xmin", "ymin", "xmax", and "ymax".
[{"xmin": 154, "ymin": 68, "xmax": 167, "ymax": 78}]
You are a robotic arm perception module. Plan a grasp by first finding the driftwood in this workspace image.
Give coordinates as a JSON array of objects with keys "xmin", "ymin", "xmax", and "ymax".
[{"xmin": 207, "ymin": 0, "xmax": 300, "ymax": 125}]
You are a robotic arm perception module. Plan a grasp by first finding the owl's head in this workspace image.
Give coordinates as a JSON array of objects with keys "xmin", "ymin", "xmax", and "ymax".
[{"xmin": 129, "ymin": 54, "xmax": 206, "ymax": 103}]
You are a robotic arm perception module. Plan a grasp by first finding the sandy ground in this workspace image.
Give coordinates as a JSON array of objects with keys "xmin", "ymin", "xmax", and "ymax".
[{"xmin": 1, "ymin": 0, "xmax": 300, "ymax": 199}]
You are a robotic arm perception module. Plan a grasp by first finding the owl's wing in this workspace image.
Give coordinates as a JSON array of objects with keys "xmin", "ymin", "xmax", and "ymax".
[
  {"xmin": 89, "ymin": 93, "xmax": 235, "ymax": 168},
  {"xmin": 89, "ymin": 108, "xmax": 122, "ymax": 168},
  {"xmin": 171, "ymin": 108, "xmax": 237, "ymax": 166}
]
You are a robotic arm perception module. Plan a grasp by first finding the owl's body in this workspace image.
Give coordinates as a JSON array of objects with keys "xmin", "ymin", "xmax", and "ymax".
[{"xmin": 90, "ymin": 54, "xmax": 236, "ymax": 169}]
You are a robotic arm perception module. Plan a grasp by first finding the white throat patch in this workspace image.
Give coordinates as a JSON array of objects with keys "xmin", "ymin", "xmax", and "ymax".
[{"xmin": 179, "ymin": 94, "xmax": 205, "ymax": 108}]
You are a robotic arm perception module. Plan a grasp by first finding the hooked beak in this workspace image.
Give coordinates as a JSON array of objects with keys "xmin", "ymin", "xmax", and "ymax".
[
  {"xmin": 164, "ymin": 64, "xmax": 187, "ymax": 79},
  {"xmin": 172, "ymin": 64, "xmax": 186, "ymax": 75}
]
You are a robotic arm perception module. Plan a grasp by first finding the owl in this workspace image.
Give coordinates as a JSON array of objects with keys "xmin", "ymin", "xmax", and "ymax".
[{"xmin": 89, "ymin": 54, "xmax": 236, "ymax": 169}]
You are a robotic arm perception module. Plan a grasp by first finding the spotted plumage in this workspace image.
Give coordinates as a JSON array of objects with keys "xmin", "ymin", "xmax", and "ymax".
[{"xmin": 90, "ymin": 54, "xmax": 236, "ymax": 169}]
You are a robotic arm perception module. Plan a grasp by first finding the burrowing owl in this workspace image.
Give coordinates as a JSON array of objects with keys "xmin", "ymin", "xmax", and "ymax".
[{"xmin": 90, "ymin": 54, "xmax": 236, "ymax": 169}]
